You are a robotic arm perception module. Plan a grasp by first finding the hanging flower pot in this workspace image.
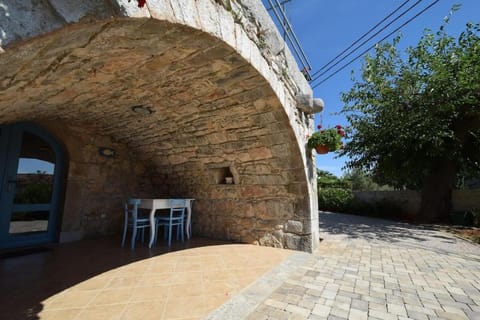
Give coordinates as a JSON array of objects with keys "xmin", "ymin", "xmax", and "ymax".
[
  {"xmin": 315, "ymin": 145, "xmax": 330, "ymax": 154},
  {"xmin": 129, "ymin": 0, "xmax": 147, "ymax": 7},
  {"xmin": 307, "ymin": 125, "xmax": 345, "ymax": 154}
]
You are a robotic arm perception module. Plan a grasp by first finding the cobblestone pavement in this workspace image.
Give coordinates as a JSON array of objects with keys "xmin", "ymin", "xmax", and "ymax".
[{"xmin": 208, "ymin": 212, "xmax": 480, "ymax": 320}]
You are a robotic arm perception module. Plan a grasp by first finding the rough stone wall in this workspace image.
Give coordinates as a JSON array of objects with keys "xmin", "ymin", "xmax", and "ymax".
[
  {"xmin": 0, "ymin": 0, "xmax": 320, "ymax": 251},
  {"xmin": 39, "ymin": 121, "xmax": 157, "ymax": 242},
  {"xmin": 354, "ymin": 190, "xmax": 480, "ymax": 218}
]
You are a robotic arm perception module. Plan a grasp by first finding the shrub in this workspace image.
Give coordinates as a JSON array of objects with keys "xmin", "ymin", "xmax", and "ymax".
[
  {"xmin": 318, "ymin": 188, "xmax": 353, "ymax": 212},
  {"xmin": 454, "ymin": 208, "xmax": 480, "ymax": 227},
  {"xmin": 346, "ymin": 197, "xmax": 407, "ymax": 221}
]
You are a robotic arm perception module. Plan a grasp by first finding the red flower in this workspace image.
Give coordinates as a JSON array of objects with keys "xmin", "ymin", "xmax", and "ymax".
[
  {"xmin": 137, "ymin": 0, "xmax": 146, "ymax": 7},
  {"xmin": 317, "ymin": 124, "xmax": 322, "ymax": 129},
  {"xmin": 337, "ymin": 129, "xmax": 345, "ymax": 137},
  {"xmin": 335, "ymin": 125, "xmax": 342, "ymax": 129}
]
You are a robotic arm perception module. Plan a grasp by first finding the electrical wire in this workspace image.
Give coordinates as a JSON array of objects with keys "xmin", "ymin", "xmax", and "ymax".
[
  {"xmin": 311, "ymin": 0, "xmax": 440, "ymax": 89},
  {"xmin": 266, "ymin": 0, "xmax": 292, "ymax": 11},
  {"xmin": 311, "ymin": 0, "xmax": 424, "ymax": 82},
  {"xmin": 311, "ymin": 0, "xmax": 413, "ymax": 78}
]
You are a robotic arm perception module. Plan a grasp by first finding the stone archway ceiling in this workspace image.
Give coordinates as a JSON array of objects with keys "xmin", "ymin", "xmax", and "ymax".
[
  {"xmin": 0, "ymin": 18, "xmax": 299, "ymax": 177},
  {"xmin": 0, "ymin": 12, "xmax": 321, "ymax": 251}
]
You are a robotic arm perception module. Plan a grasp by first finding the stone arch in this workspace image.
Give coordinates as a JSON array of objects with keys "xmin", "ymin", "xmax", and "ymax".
[{"xmin": 0, "ymin": 0, "xmax": 320, "ymax": 251}]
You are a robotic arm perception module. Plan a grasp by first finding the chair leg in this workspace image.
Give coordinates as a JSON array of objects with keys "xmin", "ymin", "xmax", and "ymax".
[
  {"xmin": 154, "ymin": 223, "xmax": 159, "ymax": 245},
  {"xmin": 131, "ymin": 227, "xmax": 137, "ymax": 250},
  {"xmin": 181, "ymin": 223, "xmax": 184, "ymax": 242},
  {"xmin": 168, "ymin": 223, "xmax": 173, "ymax": 247},
  {"xmin": 121, "ymin": 221, "xmax": 128, "ymax": 247}
]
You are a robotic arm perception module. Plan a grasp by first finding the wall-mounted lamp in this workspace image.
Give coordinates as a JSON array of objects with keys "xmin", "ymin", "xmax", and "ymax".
[
  {"xmin": 98, "ymin": 147, "xmax": 116, "ymax": 158},
  {"xmin": 131, "ymin": 105, "xmax": 154, "ymax": 115}
]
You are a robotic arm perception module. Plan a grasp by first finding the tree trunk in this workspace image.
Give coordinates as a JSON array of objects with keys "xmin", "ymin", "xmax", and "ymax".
[{"xmin": 418, "ymin": 159, "xmax": 456, "ymax": 223}]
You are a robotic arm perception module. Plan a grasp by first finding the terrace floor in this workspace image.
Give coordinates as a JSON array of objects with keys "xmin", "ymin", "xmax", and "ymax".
[
  {"xmin": 0, "ymin": 236, "xmax": 294, "ymax": 320},
  {"xmin": 3, "ymin": 213, "xmax": 479, "ymax": 320}
]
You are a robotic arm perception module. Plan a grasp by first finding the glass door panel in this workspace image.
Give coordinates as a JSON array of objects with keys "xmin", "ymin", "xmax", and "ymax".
[{"xmin": 9, "ymin": 132, "xmax": 56, "ymax": 235}]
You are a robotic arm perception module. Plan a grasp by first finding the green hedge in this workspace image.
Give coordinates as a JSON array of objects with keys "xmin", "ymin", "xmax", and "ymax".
[
  {"xmin": 451, "ymin": 209, "xmax": 480, "ymax": 227},
  {"xmin": 318, "ymin": 188, "xmax": 410, "ymax": 221},
  {"xmin": 346, "ymin": 197, "xmax": 407, "ymax": 221},
  {"xmin": 318, "ymin": 188, "xmax": 354, "ymax": 212}
]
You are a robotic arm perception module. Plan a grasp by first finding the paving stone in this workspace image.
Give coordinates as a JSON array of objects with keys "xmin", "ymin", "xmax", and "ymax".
[
  {"xmin": 285, "ymin": 293, "xmax": 302, "ymax": 304},
  {"xmin": 321, "ymin": 290, "xmax": 337, "ymax": 300},
  {"xmin": 351, "ymin": 299, "xmax": 369, "ymax": 311},
  {"xmin": 298, "ymin": 299, "xmax": 315, "ymax": 310},
  {"xmin": 386, "ymin": 294, "xmax": 404, "ymax": 304},
  {"xmin": 332, "ymin": 300, "xmax": 350, "ymax": 312},
  {"xmin": 330, "ymin": 307, "xmax": 349, "ymax": 319},
  {"xmin": 406, "ymin": 310, "xmax": 430, "ymax": 320},
  {"xmin": 463, "ymin": 309, "xmax": 480, "ymax": 319},
  {"xmin": 349, "ymin": 308, "xmax": 368, "ymax": 320},
  {"xmin": 369, "ymin": 309, "xmax": 399, "ymax": 320},
  {"xmin": 434, "ymin": 311, "xmax": 469, "ymax": 320},
  {"xmin": 369, "ymin": 302, "xmax": 388, "ymax": 312},
  {"xmin": 246, "ymin": 311, "xmax": 269, "ymax": 320},
  {"xmin": 307, "ymin": 289, "xmax": 323, "ymax": 297},
  {"xmin": 362, "ymin": 295, "xmax": 386, "ymax": 305},
  {"xmin": 387, "ymin": 303, "xmax": 407, "ymax": 316},
  {"xmin": 270, "ymin": 309, "xmax": 291, "ymax": 320},
  {"xmin": 311, "ymin": 304, "xmax": 331, "ymax": 317},
  {"xmin": 451, "ymin": 294, "xmax": 473, "ymax": 304},
  {"xmin": 405, "ymin": 303, "xmax": 435, "ymax": 316},
  {"xmin": 210, "ymin": 213, "xmax": 480, "ymax": 320},
  {"xmin": 470, "ymin": 305, "xmax": 480, "ymax": 312},
  {"xmin": 264, "ymin": 298, "xmax": 287, "ymax": 310},
  {"xmin": 441, "ymin": 306, "xmax": 468, "ymax": 317},
  {"xmin": 285, "ymin": 304, "xmax": 311, "ymax": 317}
]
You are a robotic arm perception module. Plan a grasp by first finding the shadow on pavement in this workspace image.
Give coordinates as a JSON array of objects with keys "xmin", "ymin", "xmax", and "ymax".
[{"xmin": 318, "ymin": 211, "xmax": 457, "ymax": 244}]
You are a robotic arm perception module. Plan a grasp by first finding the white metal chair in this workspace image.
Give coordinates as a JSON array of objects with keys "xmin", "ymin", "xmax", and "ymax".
[
  {"xmin": 186, "ymin": 199, "xmax": 195, "ymax": 239},
  {"xmin": 121, "ymin": 198, "xmax": 150, "ymax": 249},
  {"xmin": 155, "ymin": 199, "xmax": 186, "ymax": 247}
]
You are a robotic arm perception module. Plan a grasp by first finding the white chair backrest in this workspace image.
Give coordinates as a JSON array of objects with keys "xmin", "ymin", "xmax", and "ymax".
[
  {"xmin": 126, "ymin": 198, "xmax": 141, "ymax": 218},
  {"xmin": 169, "ymin": 199, "xmax": 186, "ymax": 208}
]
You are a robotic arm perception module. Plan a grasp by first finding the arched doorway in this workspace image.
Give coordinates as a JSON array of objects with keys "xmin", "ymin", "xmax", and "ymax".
[{"xmin": 0, "ymin": 123, "xmax": 65, "ymax": 249}]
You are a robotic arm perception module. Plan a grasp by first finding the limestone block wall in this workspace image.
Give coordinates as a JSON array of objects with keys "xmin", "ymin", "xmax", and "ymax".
[
  {"xmin": 39, "ymin": 121, "xmax": 157, "ymax": 242},
  {"xmin": 354, "ymin": 190, "xmax": 480, "ymax": 218},
  {"xmin": 0, "ymin": 0, "xmax": 321, "ymax": 251}
]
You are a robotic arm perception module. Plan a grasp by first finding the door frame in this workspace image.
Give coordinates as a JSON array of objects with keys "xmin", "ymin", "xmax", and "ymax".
[{"xmin": 0, "ymin": 122, "xmax": 65, "ymax": 249}]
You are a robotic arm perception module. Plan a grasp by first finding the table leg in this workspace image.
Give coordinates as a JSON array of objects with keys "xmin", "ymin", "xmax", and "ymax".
[
  {"xmin": 186, "ymin": 204, "xmax": 191, "ymax": 239},
  {"xmin": 149, "ymin": 208, "xmax": 156, "ymax": 248}
]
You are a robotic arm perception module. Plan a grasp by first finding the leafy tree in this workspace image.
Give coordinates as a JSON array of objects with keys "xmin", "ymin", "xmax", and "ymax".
[
  {"xmin": 317, "ymin": 169, "xmax": 350, "ymax": 189},
  {"xmin": 340, "ymin": 16, "xmax": 480, "ymax": 222},
  {"xmin": 342, "ymin": 168, "xmax": 392, "ymax": 191}
]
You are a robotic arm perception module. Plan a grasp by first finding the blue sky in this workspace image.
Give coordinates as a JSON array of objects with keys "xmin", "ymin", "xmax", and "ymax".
[{"xmin": 264, "ymin": 0, "xmax": 479, "ymax": 177}]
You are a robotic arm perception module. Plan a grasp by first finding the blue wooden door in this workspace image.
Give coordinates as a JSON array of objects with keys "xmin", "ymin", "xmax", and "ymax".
[{"xmin": 0, "ymin": 123, "xmax": 64, "ymax": 249}]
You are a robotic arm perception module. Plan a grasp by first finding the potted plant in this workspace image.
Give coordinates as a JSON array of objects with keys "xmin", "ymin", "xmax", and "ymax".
[
  {"xmin": 307, "ymin": 125, "xmax": 345, "ymax": 154},
  {"xmin": 129, "ymin": 0, "xmax": 147, "ymax": 7}
]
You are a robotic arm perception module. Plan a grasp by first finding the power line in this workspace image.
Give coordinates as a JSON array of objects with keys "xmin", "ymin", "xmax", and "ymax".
[
  {"xmin": 266, "ymin": 0, "xmax": 292, "ymax": 11},
  {"xmin": 266, "ymin": 0, "xmax": 313, "ymax": 75},
  {"xmin": 311, "ymin": 0, "xmax": 440, "ymax": 89},
  {"xmin": 311, "ymin": 0, "xmax": 413, "ymax": 78},
  {"xmin": 311, "ymin": 0, "xmax": 424, "ymax": 82}
]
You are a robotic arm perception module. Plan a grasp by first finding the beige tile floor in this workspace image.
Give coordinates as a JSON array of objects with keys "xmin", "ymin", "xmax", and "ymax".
[{"xmin": 0, "ymin": 237, "xmax": 293, "ymax": 320}]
